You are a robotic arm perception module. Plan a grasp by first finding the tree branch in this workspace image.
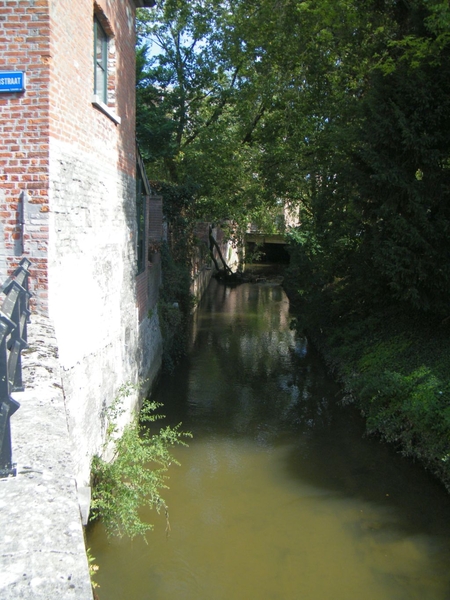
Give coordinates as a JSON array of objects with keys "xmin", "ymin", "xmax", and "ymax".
[
  {"xmin": 182, "ymin": 65, "xmax": 241, "ymax": 148},
  {"xmin": 241, "ymin": 103, "xmax": 266, "ymax": 145}
]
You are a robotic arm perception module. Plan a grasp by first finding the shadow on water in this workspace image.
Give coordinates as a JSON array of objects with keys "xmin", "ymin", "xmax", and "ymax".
[
  {"xmin": 163, "ymin": 277, "xmax": 450, "ymax": 565},
  {"xmin": 163, "ymin": 283, "xmax": 450, "ymax": 532},
  {"xmin": 88, "ymin": 274, "xmax": 450, "ymax": 600}
]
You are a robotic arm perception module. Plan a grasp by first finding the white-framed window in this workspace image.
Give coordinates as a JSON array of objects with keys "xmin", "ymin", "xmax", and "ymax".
[
  {"xmin": 92, "ymin": 11, "xmax": 121, "ymax": 124},
  {"xmin": 93, "ymin": 16, "xmax": 108, "ymax": 104}
]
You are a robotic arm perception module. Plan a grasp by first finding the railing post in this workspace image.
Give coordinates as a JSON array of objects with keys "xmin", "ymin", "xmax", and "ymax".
[
  {"xmin": 0, "ymin": 258, "xmax": 31, "ymax": 478},
  {"xmin": 0, "ymin": 318, "xmax": 20, "ymax": 477}
]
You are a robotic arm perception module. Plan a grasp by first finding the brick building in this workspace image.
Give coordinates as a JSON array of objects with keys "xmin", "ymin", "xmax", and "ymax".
[{"xmin": 0, "ymin": 0, "xmax": 163, "ymax": 490}]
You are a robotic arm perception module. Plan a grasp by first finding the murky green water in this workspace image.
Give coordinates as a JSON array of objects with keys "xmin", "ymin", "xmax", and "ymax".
[{"xmin": 88, "ymin": 276, "xmax": 450, "ymax": 600}]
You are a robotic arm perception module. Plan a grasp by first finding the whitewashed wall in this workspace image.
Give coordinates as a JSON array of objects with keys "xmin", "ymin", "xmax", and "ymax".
[{"xmin": 48, "ymin": 139, "xmax": 162, "ymax": 488}]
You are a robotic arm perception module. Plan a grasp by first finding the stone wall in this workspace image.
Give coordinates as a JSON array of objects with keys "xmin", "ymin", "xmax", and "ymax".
[{"xmin": 48, "ymin": 139, "xmax": 160, "ymax": 487}]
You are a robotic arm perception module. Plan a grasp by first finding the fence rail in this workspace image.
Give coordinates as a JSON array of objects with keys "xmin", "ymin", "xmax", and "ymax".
[{"xmin": 0, "ymin": 258, "xmax": 31, "ymax": 477}]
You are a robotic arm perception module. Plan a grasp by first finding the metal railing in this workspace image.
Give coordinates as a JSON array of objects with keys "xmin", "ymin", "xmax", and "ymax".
[{"xmin": 0, "ymin": 258, "xmax": 31, "ymax": 477}]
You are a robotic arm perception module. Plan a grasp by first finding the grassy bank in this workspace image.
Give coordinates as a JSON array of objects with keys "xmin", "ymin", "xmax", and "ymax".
[{"xmin": 286, "ymin": 285, "xmax": 450, "ymax": 493}]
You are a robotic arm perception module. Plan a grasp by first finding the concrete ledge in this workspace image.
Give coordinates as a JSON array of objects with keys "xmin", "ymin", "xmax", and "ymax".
[{"xmin": 0, "ymin": 314, "xmax": 93, "ymax": 599}]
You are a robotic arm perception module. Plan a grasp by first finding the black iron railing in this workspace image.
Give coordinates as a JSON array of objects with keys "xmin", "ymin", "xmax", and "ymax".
[{"xmin": 0, "ymin": 258, "xmax": 31, "ymax": 477}]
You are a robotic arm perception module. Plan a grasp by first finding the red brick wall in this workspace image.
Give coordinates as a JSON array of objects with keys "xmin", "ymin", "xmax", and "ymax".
[
  {"xmin": 0, "ymin": 0, "xmax": 51, "ymax": 300},
  {"xmin": 48, "ymin": 0, "xmax": 137, "ymax": 178},
  {"xmin": 0, "ymin": 0, "xmax": 140, "ymax": 309},
  {"xmin": 51, "ymin": 0, "xmax": 136, "ymax": 175}
]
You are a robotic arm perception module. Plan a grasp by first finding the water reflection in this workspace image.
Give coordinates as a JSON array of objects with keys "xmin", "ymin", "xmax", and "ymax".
[{"xmin": 88, "ymin": 278, "xmax": 450, "ymax": 600}]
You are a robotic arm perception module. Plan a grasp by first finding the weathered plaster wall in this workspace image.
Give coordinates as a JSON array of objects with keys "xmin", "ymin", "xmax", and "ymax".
[
  {"xmin": 48, "ymin": 139, "xmax": 160, "ymax": 487},
  {"xmin": 138, "ymin": 310, "xmax": 163, "ymax": 391}
]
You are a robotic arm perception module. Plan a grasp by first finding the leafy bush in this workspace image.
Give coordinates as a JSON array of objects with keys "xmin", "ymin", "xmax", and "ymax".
[{"xmin": 90, "ymin": 386, "xmax": 191, "ymax": 539}]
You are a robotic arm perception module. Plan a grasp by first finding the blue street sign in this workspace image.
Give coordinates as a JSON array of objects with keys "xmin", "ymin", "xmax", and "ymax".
[{"xmin": 0, "ymin": 72, "xmax": 26, "ymax": 93}]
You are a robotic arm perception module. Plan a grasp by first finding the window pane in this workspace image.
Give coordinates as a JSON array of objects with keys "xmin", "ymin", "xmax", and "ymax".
[
  {"xmin": 96, "ymin": 34, "xmax": 104, "ymax": 62},
  {"xmin": 96, "ymin": 63, "xmax": 106, "ymax": 102}
]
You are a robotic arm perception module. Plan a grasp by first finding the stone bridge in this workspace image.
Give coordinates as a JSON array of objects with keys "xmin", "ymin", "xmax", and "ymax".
[{"xmin": 244, "ymin": 232, "xmax": 291, "ymax": 263}]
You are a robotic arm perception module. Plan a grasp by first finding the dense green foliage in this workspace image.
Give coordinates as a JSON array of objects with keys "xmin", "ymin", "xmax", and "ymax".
[
  {"xmin": 278, "ymin": 0, "xmax": 450, "ymax": 485},
  {"xmin": 273, "ymin": 0, "xmax": 450, "ymax": 318},
  {"xmin": 136, "ymin": 0, "xmax": 309, "ymax": 230},
  {"xmin": 90, "ymin": 385, "xmax": 191, "ymax": 539},
  {"xmin": 137, "ymin": 1, "xmax": 450, "ymax": 309},
  {"xmin": 136, "ymin": 1, "xmax": 450, "ymax": 487}
]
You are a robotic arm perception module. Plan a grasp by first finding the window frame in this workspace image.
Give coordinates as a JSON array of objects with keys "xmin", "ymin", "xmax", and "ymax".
[
  {"xmin": 93, "ymin": 16, "xmax": 108, "ymax": 104},
  {"xmin": 92, "ymin": 13, "xmax": 121, "ymax": 124}
]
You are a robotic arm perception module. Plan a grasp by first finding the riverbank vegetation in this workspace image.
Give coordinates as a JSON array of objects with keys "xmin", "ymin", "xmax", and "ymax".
[
  {"xmin": 136, "ymin": 1, "xmax": 450, "ymax": 490},
  {"xmin": 90, "ymin": 384, "xmax": 191, "ymax": 539},
  {"xmin": 285, "ymin": 259, "xmax": 450, "ymax": 490}
]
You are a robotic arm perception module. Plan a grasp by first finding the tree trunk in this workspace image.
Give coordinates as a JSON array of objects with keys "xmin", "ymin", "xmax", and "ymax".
[{"xmin": 208, "ymin": 225, "xmax": 233, "ymax": 277}]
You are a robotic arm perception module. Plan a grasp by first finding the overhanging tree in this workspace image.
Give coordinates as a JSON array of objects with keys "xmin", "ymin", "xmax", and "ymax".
[{"xmin": 137, "ymin": 0, "xmax": 450, "ymax": 316}]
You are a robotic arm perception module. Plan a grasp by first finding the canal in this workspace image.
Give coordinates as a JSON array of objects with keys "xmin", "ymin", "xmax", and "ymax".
[{"xmin": 88, "ymin": 274, "xmax": 450, "ymax": 599}]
